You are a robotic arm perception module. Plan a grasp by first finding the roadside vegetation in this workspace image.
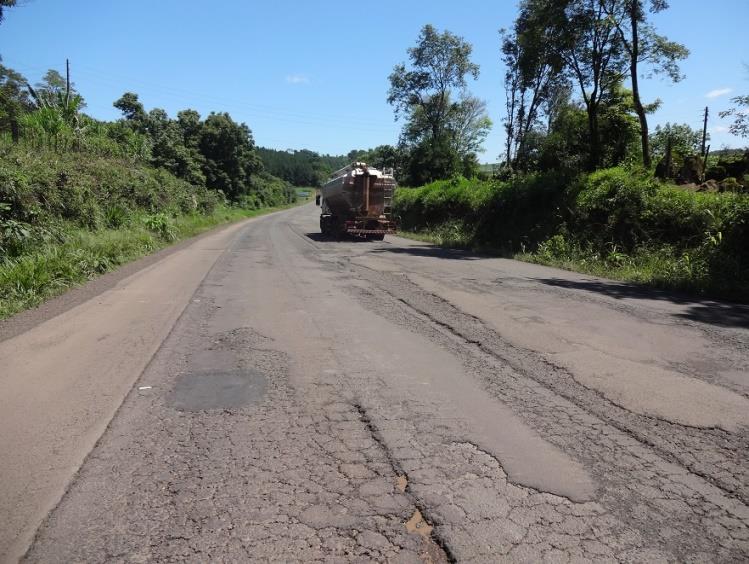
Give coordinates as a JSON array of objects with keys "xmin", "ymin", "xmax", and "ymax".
[
  {"xmin": 394, "ymin": 168, "xmax": 749, "ymax": 300},
  {"xmin": 0, "ymin": 47, "xmax": 297, "ymax": 319},
  {"xmin": 384, "ymin": 1, "xmax": 748, "ymax": 302},
  {"xmin": 2, "ymin": 0, "xmax": 748, "ymax": 307}
]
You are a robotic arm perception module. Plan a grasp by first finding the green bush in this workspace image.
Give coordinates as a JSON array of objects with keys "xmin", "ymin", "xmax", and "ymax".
[
  {"xmin": 0, "ymin": 146, "xmax": 211, "ymax": 230},
  {"xmin": 394, "ymin": 166, "xmax": 749, "ymax": 300},
  {"xmin": 394, "ymin": 172, "xmax": 565, "ymax": 252},
  {"xmin": 142, "ymin": 212, "xmax": 177, "ymax": 242},
  {"xmin": 571, "ymin": 167, "xmax": 656, "ymax": 250}
]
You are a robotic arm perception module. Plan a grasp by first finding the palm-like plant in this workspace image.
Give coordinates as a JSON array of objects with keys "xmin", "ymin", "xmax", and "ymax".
[
  {"xmin": 26, "ymin": 82, "xmax": 84, "ymax": 128},
  {"xmin": 24, "ymin": 70, "xmax": 86, "ymax": 150}
]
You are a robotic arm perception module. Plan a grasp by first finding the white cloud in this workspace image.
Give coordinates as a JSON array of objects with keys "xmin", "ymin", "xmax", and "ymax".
[
  {"xmin": 712, "ymin": 125, "xmax": 729, "ymax": 133},
  {"xmin": 705, "ymin": 87, "xmax": 732, "ymax": 99},
  {"xmin": 285, "ymin": 74, "xmax": 310, "ymax": 85}
]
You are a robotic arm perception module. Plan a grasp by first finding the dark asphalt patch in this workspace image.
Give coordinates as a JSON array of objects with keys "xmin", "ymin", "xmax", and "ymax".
[{"xmin": 168, "ymin": 369, "xmax": 267, "ymax": 411}]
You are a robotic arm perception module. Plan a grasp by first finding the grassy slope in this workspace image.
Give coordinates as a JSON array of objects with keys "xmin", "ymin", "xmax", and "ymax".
[
  {"xmin": 0, "ymin": 201, "xmax": 305, "ymax": 320},
  {"xmin": 0, "ymin": 145, "xmax": 307, "ymax": 320},
  {"xmin": 392, "ymin": 170, "xmax": 748, "ymax": 302}
]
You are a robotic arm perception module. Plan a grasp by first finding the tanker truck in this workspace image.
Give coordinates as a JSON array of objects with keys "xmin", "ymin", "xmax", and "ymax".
[{"xmin": 317, "ymin": 162, "xmax": 397, "ymax": 240}]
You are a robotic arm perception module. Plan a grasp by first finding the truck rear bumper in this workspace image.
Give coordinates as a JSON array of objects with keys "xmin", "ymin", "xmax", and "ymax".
[
  {"xmin": 346, "ymin": 228, "xmax": 397, "ymax": 235},
  {"xmin": 344, "ymin": 219, "xmax": 397, "ymax": 235}
]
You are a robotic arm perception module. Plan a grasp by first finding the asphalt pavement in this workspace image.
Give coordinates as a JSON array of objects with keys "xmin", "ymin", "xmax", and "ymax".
[{"xmin": 2, "ymin": 203, "xmax": 748, "ymax": 562}]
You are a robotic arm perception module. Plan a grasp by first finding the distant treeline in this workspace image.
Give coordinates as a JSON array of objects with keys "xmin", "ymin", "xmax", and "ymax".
[
  {"xmin": 257, "ymin": 146, "xmax": 402, "ymax": 187},
  {"xmin": 257, "ymin": 147, "xmax": 350, "ymax": 187}
]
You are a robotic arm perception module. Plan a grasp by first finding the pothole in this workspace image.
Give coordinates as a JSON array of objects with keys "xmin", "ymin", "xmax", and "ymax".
[
  {"xmin": 168, "ymin": 369, "xmax": 267, "ymax": 411},
  {"xmin": 405, "ymin": 509, "xmax": 433, "ymax": 538},
  {"xmin": 396, "ymin": 475, "xmax": 408, "ymax": 493}
]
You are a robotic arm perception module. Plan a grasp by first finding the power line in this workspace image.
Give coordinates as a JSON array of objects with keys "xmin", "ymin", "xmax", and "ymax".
[{"xmin": 70, "ymin": 65, "xmax": 396, "ymax": 130}]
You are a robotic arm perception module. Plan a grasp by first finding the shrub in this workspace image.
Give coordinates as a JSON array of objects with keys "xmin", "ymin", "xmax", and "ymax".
[
  {"xmin": 0, "ymin": 146, "xmax": 216, "ymax": 229},
  {"xmin": 393, "ymin": 166, "xmax": 749, "ymax": 300},
  {"xmin": 142, "ymin": 212, "xmax": 177, "ymax": 241},
  {"xmin": 572, "ymin": 167, "xmax": 656, "ymax": 250}
]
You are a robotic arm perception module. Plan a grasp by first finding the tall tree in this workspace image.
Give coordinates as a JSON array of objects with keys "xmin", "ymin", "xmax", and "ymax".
[
  {"xmin": 600, "ymin": 0, "xmax": 689, "ymax": 167},
  {"xmin": 446, "ymin": 96, "xmax": 492, "ymax": 156},
  {"xmin": 388, "ymin": 25, "xmax": 480, "ymax": 141},
  {"xmin": 564, "ymin": 0, "xmax": 626, "ymax": 169},
  {"xmin": 501, "ymin": 4, "xmax": 566, "ymax": 170},
  {"xmin": 523, "ymin": 0, "xmax": 626, "ymax": 169},
  {"xmin": 388, "ymin": 25, "xmax": 489, "ymax": 182},
  {"xmin": 501, "ymin": 31, "xmax": 522, "ymax": 167},
  {"xmin": 0, "ymin": 59, "xmax": 32, "ymax": 142}
]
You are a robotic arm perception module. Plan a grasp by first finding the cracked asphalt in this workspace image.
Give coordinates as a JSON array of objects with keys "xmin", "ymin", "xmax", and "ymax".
[{"xmin": 7, "ymin": 203, "xmax": 749, "ymax": 562}]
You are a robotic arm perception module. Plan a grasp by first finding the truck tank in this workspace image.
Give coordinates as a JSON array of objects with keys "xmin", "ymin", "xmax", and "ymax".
[{"xmin": 319, "ymin": 162, "xmax": 397, "ymax": 240}]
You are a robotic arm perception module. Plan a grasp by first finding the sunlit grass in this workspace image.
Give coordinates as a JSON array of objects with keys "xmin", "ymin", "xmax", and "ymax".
[{"xmin": 0, "ymin": 202, "xmax": 301, "ymax": 320}]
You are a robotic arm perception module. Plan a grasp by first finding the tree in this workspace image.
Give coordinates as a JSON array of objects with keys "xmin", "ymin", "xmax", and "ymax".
[
  {"xmin": 0, "ymin": 59, "xmax": 32, "ymax": 142},
  {"xmin": 564, "ymin": 0, "xmax": 627, "ymax": 169},
  {"xmin": 447, "ymin": 95, "xmax": 492, "ymax": 156},
  {"xmin": 199, "ymin": 112, "xmax": 262, "ymax": 200},
  {"xmin": 388, "ymin": 25, "xmax": 479, "ymax": 141},
  {"xmin": 720, "ymin": 95, "xmax": 749, "ymax": 138},
  {"xmin": 501, "ymin": 1, "xmax": 567, "ymax": 170},
  {"xmin": 597, "ymin": 83, "xmax": 640, "ymax": 166},
  {"xmin": 406, "ymin": 136, "xmax": 460, "ymax": 186},
  {"xmin": 113, "ymin": 92, "xmax": 147, "ymax": 126},
  {"xmin": 388, "ymin": 25, "xmax": 489, "ymax": 182},
  {"xmin": 501, "ymin": 31, "xmax": 522, "ymax": 167},
  {"xmin": 534, "ymin": 84, "xmax": 638, "ymax": 174},
  {"xmin": 0, "ymin": 0, "xmax": 16, "ymax": 24},
  {"xmin": 522, "ymin": 0, "xmax": 627, "ymax": 169},
  {"xmin": 537, "ymin": 100, "xmax": 590, "ymax": 174},
  {"xmin": 146, "ymin": 108, "xmax": 204, "ymax": 185},
  {"xmin": 650, "ymin": 122, "xmax": 705, "ymax": 158},
  {"xmin": 600, "ymin": 0, "xmax": 689, "ymax": 168}
]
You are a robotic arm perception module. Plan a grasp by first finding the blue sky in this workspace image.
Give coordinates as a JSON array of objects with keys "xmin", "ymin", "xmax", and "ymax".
[{"xmin": 1, "ymin": 0, "xmax": 746, "ymax": 161}]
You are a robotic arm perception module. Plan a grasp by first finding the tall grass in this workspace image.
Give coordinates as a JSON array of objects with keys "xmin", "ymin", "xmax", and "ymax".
[
  {"xmin": 0, "ymin": 203, "xmax": 299, "ymax": 320},
  {"xmin": 0, "ymin": 143, "xmax": 301, "ymax": 319},
  {"xmin": 393, "ymin": 168, "xmax": 749, "ymax": 301}
]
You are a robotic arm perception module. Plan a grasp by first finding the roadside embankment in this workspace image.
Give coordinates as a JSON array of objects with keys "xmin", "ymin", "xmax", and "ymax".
[
  {"xmin": 0, "ymin": 147, "xmax": 301, "ymax": 319},
  {"xmin": 393, "ymin": 167, "xmax": 749, "ymax": 302}
]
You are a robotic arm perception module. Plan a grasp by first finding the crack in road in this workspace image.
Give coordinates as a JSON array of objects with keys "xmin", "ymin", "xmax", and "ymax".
[
  {"xmin": 339, "ymin": 264, "xmax": 749, "ymax": 560},
  {"xmin": 19, "ymin": 206, "xmax": 749, "ymax": 562},
  {"xmin": 348, "ymin": 263, "xmax": 749, "ymax": 505},
  {"xmin": 353, "ymin": 403, "xmax": 455, "ymax": 564}
]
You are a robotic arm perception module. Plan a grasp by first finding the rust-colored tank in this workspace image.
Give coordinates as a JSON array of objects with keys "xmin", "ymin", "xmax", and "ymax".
[{"xmin": 319, "ymin": 162, "xmax": 397, "ymax": 240}]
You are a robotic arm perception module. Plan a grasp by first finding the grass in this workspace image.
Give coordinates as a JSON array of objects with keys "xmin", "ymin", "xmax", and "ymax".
[
  {"xmin": 394, "ymin": 221, "xmax": 474, "ymax": 248},
  {"xmin": 393, "ymin": 168, "xmax": 749, "ymax": 302},
  {"xmin": 398, "ymin": 224, "xmax": 746, "ymax": 301},
  {"xmin": 515, "ymin": 239, "xmax": 712, "ymax": 295},
  {"xmin": 0, "ymin": 200, "xmax": 305, "ymax": 320}
]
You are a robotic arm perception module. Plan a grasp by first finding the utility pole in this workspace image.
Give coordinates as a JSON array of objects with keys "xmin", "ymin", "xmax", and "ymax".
[
  {"xmin": 65, "ymin": 58, "xmax": 70, "ymax": 107},
  {"xmin": 701, "ymin": 106, "xmax": 709, "ymax": 156}
]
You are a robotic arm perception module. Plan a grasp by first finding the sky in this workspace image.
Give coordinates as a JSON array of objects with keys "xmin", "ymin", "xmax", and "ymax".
[{"xmin": 1, "ymin": 0, "xmax": 747, "ymax": 161}]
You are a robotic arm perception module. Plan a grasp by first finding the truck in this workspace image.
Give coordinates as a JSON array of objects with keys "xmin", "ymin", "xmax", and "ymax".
[{"xmin": 317, "ymin": 162, "xmax": 397, "ymax": 240}]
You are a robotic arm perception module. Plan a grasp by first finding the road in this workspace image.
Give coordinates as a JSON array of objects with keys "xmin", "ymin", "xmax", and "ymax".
[{"xmin": 2, "ymin": 202, "xmax": 748, "ymax": 563}]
